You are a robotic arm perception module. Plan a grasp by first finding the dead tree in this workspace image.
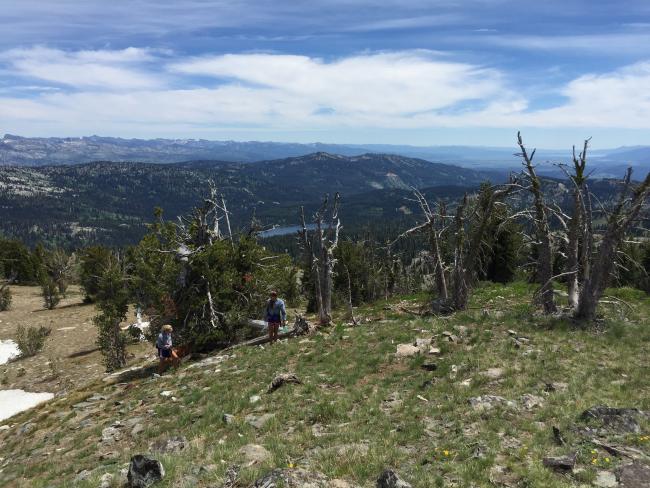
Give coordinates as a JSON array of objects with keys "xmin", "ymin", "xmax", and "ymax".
[
  {"xmin": 575, "ymin": 170, "xmax": 650, "ymax": 321},
  {"xmin": 396, "ymin": 184, "xmax": 513, "ymax": 312},
  {"xmin": 344, "ymin": 264, "xmax": 359, "ymax": 325},
  {"xmin": 299, "ymin": 193, "xmax": 341, "ymax": 325},
  {"xmin": 561, "ymin": 139, "xmax": 591, "ymax": 309},
  {"xmin": 395, "ymin": 189, "xmax": 449, "ymax": 300},
  {"xmin": 517, "ymin": 132, "xmax": 557, "ymax": 314}
]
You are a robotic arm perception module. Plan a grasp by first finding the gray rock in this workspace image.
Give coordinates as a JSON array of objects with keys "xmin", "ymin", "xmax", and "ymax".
[
  {"xmin": 223, "ymin": 413, "xmax": 235, "ymax": 424},
  {"xmin": 521, "ymin": 394, "xmax": 545, "ymax": 410},
  {"xmin": 593, "ymin": 470, "xmax": 618, "ymax": 488},
  {"xmin": 149, "ymin": 436, "xmax": 187, "ymax": 454},
  {"xmin": 74, "ymin": 469, "xmax": 92, "ymax": 482},
  {"xmin": 542, "ymin": 453, "xmax": 576, "ymax": 471},
  {"xmin": 469, "ymin": 395, "xmax": 517, "ymax": 411},
  {"xmin": 101, "ymin": 426, "xmax": 122, "ymax": 444},
  {"xmin": 376, "ymin": 469, "xmax": 412, "ymax": 488},
  {"xmin": 124, "ymin": 417, "xmax": 144, "ymax": 429},
  {"xmin": 127, "ymin": 455, "xmax": 165, "ymax": 488},
  {"xmin": 245, "ymin": 413, "xmax": 276, "ymax": 429},
  {"xmin": 395, "ymin": 344, "xmax": 419, "ymax": 358},
  {"xmin": 99, "ymin": 472, "xmax": 114, "ymax": 488},
  {"xmin": 618, "ymin": 462, "xmax": 650, "ymax": 487},
  {"xmin": 581, "ymin": 406, "xmax": 646, "ymax": 434},
  {"xmin": 130, "ymin": 423, "xmax": 145, "ymax": 437},
  {"xmin": 239, "ymin": 444, "xmax": 271, "ymax": 464}
]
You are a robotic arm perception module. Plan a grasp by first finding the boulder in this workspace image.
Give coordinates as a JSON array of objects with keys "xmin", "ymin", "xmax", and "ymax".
[
  {"xmin": 542, "ymin": 453, "xmax": 576, "ymax": 471},
  {"xmin": 395, "ymin": 344, "xmax": 419, "ymax": 358},
  {"xmin": 618, "ymin": 462, "xmax": 650, "ymax": 488},
  {"xmin": 101, "ymin": 426, "xmax": 122, "ymax": 444},
  {"xmin": 581, "ymin": 406, "xmax": 646, "ymax": 434},
  {"xmin": 593, "ymin": 470, "xmax": 618, "ymax": 488},
  {"xmin": 239, "ymin": 444, "xmax": 271, "ymax": 464},
  {"xmin": 99, "ymin": 473, "xmax": 114, "ymax": 488},
  {"xmin": 376, "ymin": 469, "xmax": 412, "ymax": 488},
  {"xmin": 245, "ymin": 413, "xmax": 276, "ymax": 429},
  {"xmin": 127, "ymin": 455, "xmax": 165, "ymax": 488}
]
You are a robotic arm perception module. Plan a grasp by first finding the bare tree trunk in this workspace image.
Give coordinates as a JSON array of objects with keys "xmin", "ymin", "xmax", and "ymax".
[
  {"xmin": 566, "ymin": 139, "xmax": 590, "ymax": 309},
  {"xmin": 566, "ymin": 190, "xmax": 581, "ymax": 309},
  {"xmin": 299, "ymin": 195, "xmax": 341, "ymax": 326},
  {"xmin": 344, "ymin": 265, "xmax": 358, "ymax": 325},
  {"xmin": 517, "ymin": 132, "xmax": 557, "ymax": 314},
  {"xmin": 575, "ymin": 170, "xmax": 650, "ymax": 321}
]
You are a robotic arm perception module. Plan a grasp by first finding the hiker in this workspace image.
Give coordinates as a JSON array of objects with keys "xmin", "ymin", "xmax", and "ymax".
[
  {"xmin": 265, "ymin": 291, "xmax": 287, "ymax": 343},
  {"xmin": 156, "ymin": 324, "xmax": 179, "ymax": 374}
]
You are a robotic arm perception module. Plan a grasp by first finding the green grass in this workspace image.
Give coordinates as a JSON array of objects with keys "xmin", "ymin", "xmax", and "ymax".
[{"xmin": 0, "ymin": 281, "xmax": 649, "ymax": 487}]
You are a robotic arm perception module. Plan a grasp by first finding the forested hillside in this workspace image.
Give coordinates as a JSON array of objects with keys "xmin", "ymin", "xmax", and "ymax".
[{"xmin": 0, "ymin": 153, "xmax": 492, "ymax": 247}]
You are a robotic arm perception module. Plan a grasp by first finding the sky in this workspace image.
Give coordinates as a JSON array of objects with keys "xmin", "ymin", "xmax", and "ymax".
[{"xmin": 1, "ymin": 0, "xmax": 650, "ymax": 148}]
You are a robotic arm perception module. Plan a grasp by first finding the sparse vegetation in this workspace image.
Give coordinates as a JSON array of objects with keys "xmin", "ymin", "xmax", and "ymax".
[
  {"xmin": 0, "ymin": 282, "xmax": 648, "ymax": 487},
  {"xmin": 0, "ymin": 284, "xmax": 11, "ymax": 311},
  {"xmin": 14, "ymin": 324, "xmax": 51, "ymax": 358},
  {"xmin": 40, "ymin": 276, "xmax": 61, "ymax": 310}
]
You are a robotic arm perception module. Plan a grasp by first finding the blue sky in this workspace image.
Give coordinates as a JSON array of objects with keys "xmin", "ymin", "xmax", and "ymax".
[{"xmin": 1, "ymin": 0, "xmax": 649, "ymax": 148}]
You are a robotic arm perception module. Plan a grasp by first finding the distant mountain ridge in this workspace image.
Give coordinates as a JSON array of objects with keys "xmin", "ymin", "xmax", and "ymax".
[
  {"xmin": 3, "ymin": 134, "xmax": 649, "ymax": 178},
  {"xmin": 0, "ymin": 152, "xmax": 491, "ymax": 247}
]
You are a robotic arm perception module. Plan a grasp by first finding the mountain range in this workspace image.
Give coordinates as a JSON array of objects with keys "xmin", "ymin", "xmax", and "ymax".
[
  {"xmin": 0, "ymin": 152, "xmax": 490, "ymax": 247},
  {"xmin": 2, "ymin": 134, "xmax": 649, "ymax": 178}
]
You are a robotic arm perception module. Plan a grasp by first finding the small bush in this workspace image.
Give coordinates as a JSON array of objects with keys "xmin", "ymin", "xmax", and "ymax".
[
  {"xmin": 15, "ymin": 325, "xmax": 51, "ymax": 358},
  {"xmin": 41, "ymin": 278, "xmax": 61, "ymax": 310},
  {"xmin": 0, "ymin": 286, "xmax": 11, "ymax": 311}
]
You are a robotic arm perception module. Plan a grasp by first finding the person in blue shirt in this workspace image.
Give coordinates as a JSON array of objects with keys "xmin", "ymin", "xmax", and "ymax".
[
  {"xmin": 156, "ymin": 324, "xmax": 179, "ymax": 374},
  {"xmin": 265, "ymin": 291, "xmax": 287, "ymax": 343}
]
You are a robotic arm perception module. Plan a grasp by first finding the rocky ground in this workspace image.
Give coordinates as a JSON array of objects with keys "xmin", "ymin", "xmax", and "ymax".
[{"xmin": 0, "ymin": 282, "xmax": 649, "ymax": 487}]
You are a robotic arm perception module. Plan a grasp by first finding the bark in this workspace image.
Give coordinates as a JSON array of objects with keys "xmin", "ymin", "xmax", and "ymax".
[
  {"xmin": 517, "ymin": 132, "xmax": 557, "ymax": 314},
  {"xmin": 299, "ymin": 194, "xmax": 341, "ymax": 325},
  {"xmin": 575, "ymin": 170, "xmax": 650, "ymax": 321},
  {"xmin": 566, "ymin": 140, "xmax": 589, "ymax": 309}
]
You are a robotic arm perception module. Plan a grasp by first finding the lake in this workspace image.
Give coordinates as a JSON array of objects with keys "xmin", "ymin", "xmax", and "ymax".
[{"xmin": 260, "ymin": 224, "xmax": 317, "ymax": 238}]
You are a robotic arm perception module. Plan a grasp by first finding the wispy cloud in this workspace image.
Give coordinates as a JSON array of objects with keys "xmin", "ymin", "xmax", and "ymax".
[
  {"xmin": 1, "ymin": 46, "xmax": 650, "ymax": 139},
  {"xmin": 0, "ymin": 47, "xmax": 162, "ymax": 90},
  {"xmin": 470, "ymin": 33, "xmax": 650, "ymax": 55}
]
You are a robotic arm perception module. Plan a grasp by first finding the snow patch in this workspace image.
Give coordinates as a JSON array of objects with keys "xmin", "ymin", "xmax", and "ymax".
[
  {"xmin": 0, "ymin": 340, "xmax": 20, "ymax": 365},
  {"xmin": 0, "ymin": 390, "xmax": 54, "ymax": 421}
]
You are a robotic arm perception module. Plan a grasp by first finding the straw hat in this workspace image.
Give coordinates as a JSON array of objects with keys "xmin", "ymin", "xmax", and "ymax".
[{"xmin": 162, "ymin": 324, "xmax": 173, "ymax": 332}]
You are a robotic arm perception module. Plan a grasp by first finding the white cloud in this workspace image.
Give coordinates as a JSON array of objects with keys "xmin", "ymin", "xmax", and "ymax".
[
  {"xmin": 519, "ymin": 61, "xmax": 650, "ymax": 128},
  {"xmin": 170, "ymin": 52, "xmax": 517, "ymax": 118},
  {"xmin": 1, "ymin": 47, "xmax": 650, "ymax": 136},
  {"xmin": 0, "ymin": 47, "xmax": 162, "ymax": 90}
]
